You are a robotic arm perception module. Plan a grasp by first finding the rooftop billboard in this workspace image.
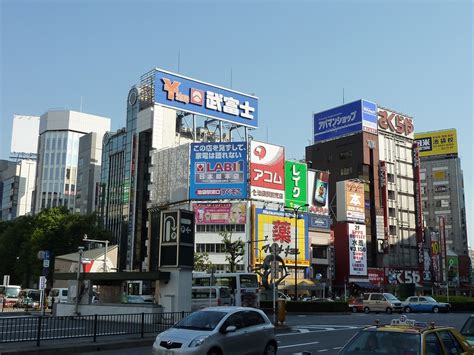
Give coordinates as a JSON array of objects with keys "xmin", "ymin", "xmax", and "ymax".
[
  {"xmin": 414, "ymin": 129, "xmax": 458, "ymax": 157},
  {"xmin": 154, "ymin": 69, "xmax": 258, "ymax": 128},
  {"xmin": 313, "ymin": 100, "xmax": 377, "ymax": 143}
]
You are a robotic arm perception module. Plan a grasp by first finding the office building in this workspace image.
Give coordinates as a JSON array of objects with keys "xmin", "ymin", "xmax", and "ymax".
[{"xmin": 34, "ymin": 110, "xmax": 110, "ymax": 213}]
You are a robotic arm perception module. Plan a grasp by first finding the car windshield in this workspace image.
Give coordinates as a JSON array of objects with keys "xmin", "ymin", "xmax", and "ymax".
[
  {"xmin": 174, "ymin": 311, "xmax": 227, "ymax": 331},
  {"xmin": 461, "ymin": 317, "xmax": 474, "ymax": 336},
  {"xmin": 340, "ymin": 330, "xmax": 420, "ymax": 355},
  {"xmin": 424, "ymin": 297, "xmax": 437, "ymax": 303},
  {"xmin": 240, "ymin": 275, "xmax": 258, "ymax": 288},
  {"xmin": 4, "ymin": 287, "xmax": 20, "ymax": 298},
  {"xmin": 384, "ymin": 294, "xmax": 398, "ymax": 301}
]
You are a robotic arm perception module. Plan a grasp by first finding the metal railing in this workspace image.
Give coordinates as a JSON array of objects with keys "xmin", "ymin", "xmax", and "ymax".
[{"xmin": 0, "ymin": 311, "xmax": 190, "ymax": 346}]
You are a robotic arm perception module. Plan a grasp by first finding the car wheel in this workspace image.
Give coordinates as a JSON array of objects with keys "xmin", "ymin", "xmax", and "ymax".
[
  {"xmin": 264, "ymin": 341, "xmax": 277, "ymax": 355},
  {"xmin": 386, "ymin": 307, "xmax": 393, "ymax": 314},
  {"xmin": 404, "ymin": 306, "xmax": 412, "ymax": 313},
  {"xmin": 364, "ymin": 307, "xmax": 370, "ymax": 314},
  {"xmin": 433, "ymin": 306, "xmax": 439, "ymax": 313},
  {"xmin": 207, "ymin": 347, "xmax": 222, "ymax": 355},
  {"xmin": 351, "ymin": 307, "xmax": 358, "ymax": 313}
]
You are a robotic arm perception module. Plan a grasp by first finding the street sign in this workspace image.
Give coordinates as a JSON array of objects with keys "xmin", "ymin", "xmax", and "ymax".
[
  {"xmin": 39, "ymin": 276, "xmax": 47, "ymax": 290},
  {"xmin": 3, "ymin": 275, "xmax": 10, "ymax": 286},
  {"xmin": 43, "ymin": 259, "xmax": 50, "ymax": 268},
  {"xmin": 44, "ymin": 250, "xmax": 50, "ymax": 260}
]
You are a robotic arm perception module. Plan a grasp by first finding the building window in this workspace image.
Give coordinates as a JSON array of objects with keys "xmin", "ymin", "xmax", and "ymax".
[
  {"xmin": 387, "ymin": 173, "xmax": 395, "ymax": 183},
  {"xmin": 340, "ymin": 167, "xmax": 353, "ymax": 176},
  {"xmin": 435, "ymin": 200, "xmax": 442, "ymax": 208},
  {"xmin": 339, "ymin": 150, "xmax": 353, "ymax": 160},
  {"xmin": 389, "ymin": 225, "xmax": 397, "ymax": 235},
  {"xmin": 312, "ymin": 246, "xmax": 327, "ymax": 259},
  {"xmin": 388, "ymin": 190, "xmax": 395, "ymax": 200},
  {"xmin": 389, "ymin": 208, "xmax": 396, "ymax": 217}
]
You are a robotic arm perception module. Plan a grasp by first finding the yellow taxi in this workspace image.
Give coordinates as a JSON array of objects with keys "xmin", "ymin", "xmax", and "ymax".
[{"xmin": 339, "ymin": 315, "xmax": 473, "ymax": 355}]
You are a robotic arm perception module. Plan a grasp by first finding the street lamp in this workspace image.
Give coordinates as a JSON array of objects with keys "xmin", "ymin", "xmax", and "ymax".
[
  {"xmin": 284, "ymin": 203, "xmax": 309, "ymax": 300},
  {"xmin": 83, "ymin": 234, "xmax": 110, "ymax": 272}
]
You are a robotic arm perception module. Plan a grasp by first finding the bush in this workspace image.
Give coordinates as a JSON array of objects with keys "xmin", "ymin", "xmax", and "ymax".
[
  {"xmin": 260, "ymin": 300, "xmax": 349, "ymax": 313},
  {"xmin": 433, "ymin": 296, "xmax": 474, "ymax": 312}
]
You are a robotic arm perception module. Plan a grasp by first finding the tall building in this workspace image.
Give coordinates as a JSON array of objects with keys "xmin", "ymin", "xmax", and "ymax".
[
  {"xmin": 33, "ymin": 110, "xmax": 110, "ymax": 213},
  {"xmin": 415, "ymin": 129, "xmax": 468, "ymax": 256}
]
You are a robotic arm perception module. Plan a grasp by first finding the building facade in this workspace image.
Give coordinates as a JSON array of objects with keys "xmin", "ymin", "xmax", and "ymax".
[{"xmin": 33, "ymin": 110, "xmax": 110, "ymax": 214}]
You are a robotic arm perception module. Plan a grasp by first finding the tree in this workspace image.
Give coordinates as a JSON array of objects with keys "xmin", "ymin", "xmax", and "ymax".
[
  {"xmin": 193, "ymin": 252, "xmax": 213, "ymax": 272},
  {"xmin": 220, "ymin": 231, "xmax": 245, "ymax": 273}
]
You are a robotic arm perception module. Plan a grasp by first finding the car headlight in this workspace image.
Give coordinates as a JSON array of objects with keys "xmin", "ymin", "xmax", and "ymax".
[{"xmin": 189, "ymin": 335, "xmax": 208, "ymax": 347}]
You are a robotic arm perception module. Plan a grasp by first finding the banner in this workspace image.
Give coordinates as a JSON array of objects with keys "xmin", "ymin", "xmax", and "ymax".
[
  {"xmin": 189, "ymin": 142, "xmax": 247, "ymax": 199},
  {"xmin": 348, "ymin": 223, "xmax": 367, "ymax": 276},
  {"xmin": 250, "ymin": 141, "xmax": 285, "ymax": 203},
  {"xmin": 415, "ymin": 129, "xmax": 458, "ymax": 157},
  {"xmin": 307, "ymin": 170, "xmax": 329, "ymax": 215},
  {"xmin": 368, "ymin": 268, "xmax": 385, "ymax": 285},
  {"xmin": 337, "ymin": 180, "xmax": 365, "ymax": 223},
  {"xmin": 193, "ymin": 203, "xmax": 246, "ymax": 225},
  {"xmin": 284, "ymin": 161, "xmax": 308, "ymax": 210}
]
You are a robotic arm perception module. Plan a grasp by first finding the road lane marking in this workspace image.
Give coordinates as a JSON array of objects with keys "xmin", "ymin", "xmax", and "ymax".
[
  {"xmin": 317, "ymin": 350, "xmax": 328, "ymax": 352},
  {"xmin": 279, "ymin": 341, "xmax": 320, "ymax": 349},
  {"xmin": 333, "ymin": 347, "xmax": 343, "ymax": 349}
]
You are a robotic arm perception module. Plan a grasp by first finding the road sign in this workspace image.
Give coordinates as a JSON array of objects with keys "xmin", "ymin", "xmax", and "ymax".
[
  {"xmin": 39, "ymin": 276, "xmax": 47, "ymax": 290},
  {"xmin": 162, "ymin": 211, "xmax": 178, "ymax": 244},
  {"xmin": 43, "ymin": 259, "xmax": 50, "ymax": 268},
  {"xmin": 44, "ymin": 250, "xmax": 50, "ymax": 260}
]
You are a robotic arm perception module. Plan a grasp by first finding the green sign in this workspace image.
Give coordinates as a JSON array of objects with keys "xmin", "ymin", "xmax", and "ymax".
[
  {"xmin": 447, "ymin": 255, "xmax": 459, "ymax": 285},
  {"xmin": 285, "ymin": 161, "xmax": 308, "ymax": 210}
]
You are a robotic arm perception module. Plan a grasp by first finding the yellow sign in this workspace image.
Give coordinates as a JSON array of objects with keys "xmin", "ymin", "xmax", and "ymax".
[
  {"xmin": 253, "ymin": 208, "xmax": 310, "ymax": 267},
  {"xmin": 433, "ymin": 171, "xmax": 446, "ymax": 181},
  {"xmin": 415, "ymin": 129, "xmax": 458, "ymax": 157}
]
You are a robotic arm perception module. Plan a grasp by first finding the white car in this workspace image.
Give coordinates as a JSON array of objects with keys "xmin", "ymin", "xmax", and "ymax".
[{"xmin": 152, "ymin": 307, "xmax": 277, "ymax": 355}]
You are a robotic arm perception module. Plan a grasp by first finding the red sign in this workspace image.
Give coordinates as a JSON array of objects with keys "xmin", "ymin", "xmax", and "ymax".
[
  {"xmin": 368, "ymin": 268, "xmax": 385, "ymax": 285},
  {"xmin": 378, "ymin": 109, "xmax": 414, "ymax": 137}
]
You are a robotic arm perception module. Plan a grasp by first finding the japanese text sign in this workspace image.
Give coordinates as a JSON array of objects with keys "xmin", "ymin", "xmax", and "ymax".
[
  {"xmin": 193, "ymin": 202, "xmax": 246, "ymax": 225},
  {"xmin": 154, "ymin": 69, "xmax": 258, "ymax": 128},
  {"xmin": 348, "ymin": 223, "xmax": 367, "ymax": 276},
  {"xmin": 190, "ymin": 142, "xmax": 247, "ymax": 199},
  {"xmin": 377, "ymin": 107, "xmax": 414, "ymax": 139},
  {"xmin": 415, "ymin": 129, "xmax": 458, "ymax": 157},
  {"xmin": 313, "ymin": 100, "xmax": 378, "ymax": 143},
  {"xmin": 250, "ymin": 141, "xmax": 285, "ymax": 203},
  {"xmin": 285, "ymin": 161, "xmax": 308, "ymax": 210},
  {"xmin": 254, "ymin": 208, "xmax": 309, "ymax": 267},
  {"xmin": 336, "ymin": 180, "xmax": 365, "ymax": 223}
]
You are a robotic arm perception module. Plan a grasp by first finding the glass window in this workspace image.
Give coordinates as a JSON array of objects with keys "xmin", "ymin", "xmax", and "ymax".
[
  {"xmin": 461, "ymin": 317, "xmax": 474, "ymax": 337},
  {"xmin": 371, "ymin": 294, "xmax": 383, "ymax": 301},
  {"xmin": 339, "ymin": 330, "xmax": 420, "ymax": 355},
  {"xmin": 438, "ymin": 330, "xmax": 463, "ymax": 354},
  {"xmin": 243, "ymin": 311, "xmax": 266, "ymax": 327},
  {"xmin": 425, "ymin": 333, "xmax": 443, "ymax": 355}
]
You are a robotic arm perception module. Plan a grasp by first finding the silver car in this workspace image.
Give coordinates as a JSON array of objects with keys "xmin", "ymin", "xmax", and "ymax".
[{"xmin": 152, "ymin": 307, "xmax": 277, "ymax": 355}]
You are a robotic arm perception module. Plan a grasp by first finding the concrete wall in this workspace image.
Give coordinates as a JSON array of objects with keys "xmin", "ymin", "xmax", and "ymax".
[{"xmin": 54, "ymin": 302, "xmax": 163, "ymax": 319}]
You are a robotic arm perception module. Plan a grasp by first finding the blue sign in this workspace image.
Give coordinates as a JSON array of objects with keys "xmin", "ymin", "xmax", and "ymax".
[
  {"xmin": 189, "ymin": 142, "xmax": 248, "ymax": 199},
  {"xmin": 154, "ymin": 69, "xmax": 258, "ymax": 128},
  {"xmin": 313, "ymin": 100, "xmax": 377, "ymax": 143},
  {"xmin": 308, "ymin": 214, "xmax": 331, "ymax": 230}
]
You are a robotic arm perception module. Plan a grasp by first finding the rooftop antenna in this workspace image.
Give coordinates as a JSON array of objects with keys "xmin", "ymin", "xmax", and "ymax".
[
  {"xmin": 343, "ymin": 88, "xmax": 345, "ymax": 104},
  {"xmin": 177, "ymin": 51, "xmax": 181, "ymax": 73},
  {"xmin": 230, "ymin": 68, "xmax": 233, "ymax": 89},
  {"xmin": 80, "ymin": 96, "xmax": 83, "ymax": 112}
]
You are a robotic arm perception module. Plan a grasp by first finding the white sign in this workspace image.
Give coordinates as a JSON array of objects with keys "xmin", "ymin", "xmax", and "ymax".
[
  {"xmin": 348, "ymin": 223, "xmax": 367, "ymax": 276},
  {"xmin": 43, "ymin": 259, "xmax": 50, "ymax": 268},
  {"xmin": 39, "ymin": 276, "xmax": 47, "ymax": 290}
]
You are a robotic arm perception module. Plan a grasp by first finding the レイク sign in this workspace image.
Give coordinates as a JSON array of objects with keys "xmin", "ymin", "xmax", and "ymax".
[
  {"xmin": 377, "ymin": 108, "xmax": 414, "ymax": 138},
  {"xmin": 284, "ymin": 161, "xmax": 308, "ymax": 210},
  {"xmin": 348, "ymin": 223, "xmax": 367, "ymax": 276},
  {"xmin": 154, "ymin": 69, "xmax": 258, "ymax": 128}
]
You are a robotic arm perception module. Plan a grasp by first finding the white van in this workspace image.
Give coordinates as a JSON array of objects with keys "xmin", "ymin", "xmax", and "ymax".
[
  {"xmin": 47, "ymin": 288, "xmax": 68, "ymax": 307},
  {"xmin": 191, "ymin": 286, "xmax": 231, "ymax": 311}
]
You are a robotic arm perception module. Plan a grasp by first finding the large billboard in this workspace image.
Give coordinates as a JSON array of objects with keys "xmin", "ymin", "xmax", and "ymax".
[
  {"xmin": 307, "ymin": 170, "xmax": 329, "ymax": 215},
  {"xmin": 249, "ymin": 141, "xmax": 285, "ymax": 203},
  {"xmin": 414, "ymin": 129, "xmax": 458, "ymax": 157},
  {"xmin": 10, "ymin": 115, "xmax": 40, "ymax": 156},
  {"xmin": 149, "ymin": 144, "xmax": 190, "ymax": 206},
  {"xmin": 336, "ymin": 180, "xmax": 365, "ymax": 223},
  {"xmin": 348, "ymin": 223, "xmax": 367, "ymax": 276},
  {"xmin": 284, "ymin": 161, "xmax": 308, "ymax": 210},
  {"xmin": 377, "ymin": 107, "xmax": 414, "ymax": 139},
  {"xmin": 193, "ymin": 202, "xmax": 247, "ymax": 225},
  {"xmin": 189, "ymin": 142, "xmax": 247, "ymax": 199},
  {"xmin": 254, "ymin": 208, "xmax": 309, "ymax": 267},
  {"xmin": 313, "ymin": 100, "xmax": 378, "ymax": 143},
  {"xmin": 154, "ymin": 69, "xmax": 258, "ymax": 128}
]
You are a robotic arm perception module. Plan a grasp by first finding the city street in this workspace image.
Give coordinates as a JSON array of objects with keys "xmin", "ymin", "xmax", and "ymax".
[{"xmin": 78, "ymin": 312, "xmax": 473, "ymax": 355}]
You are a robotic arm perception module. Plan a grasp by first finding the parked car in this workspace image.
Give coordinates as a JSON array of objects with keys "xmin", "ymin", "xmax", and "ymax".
[
  {"xmin": 362, "ymin": 293, "xmax": 403, "ymax": 314},
  {"xmin": 349, "ymin": 297, "xmax": 364, "ymax": 313},
  {"xmin": 47, "ymin": 288, "xmax": 68, "ymax": 307},
  {"xmin": 16, "ymin": 289, "xmax": 41, "ymax": 309},
  {"xmin": 402, "ymin": 296, "xmax": 451, "ymax": 313},
  {"xmin": 461, "ymin": 315, "xmax": 474, "ymax": 346},
  {"xmin": 152, "ymin": 307, "xmax": 277, "ymax": 355},
  {"xmin": 339, "ymin": 315, "xmax": 473, "ymax": 355}
]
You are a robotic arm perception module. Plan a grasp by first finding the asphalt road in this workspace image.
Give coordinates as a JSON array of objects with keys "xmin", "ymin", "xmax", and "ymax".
[{"xmin": 79, "ymin": 312, "xmax": 473, "ymax": 355}]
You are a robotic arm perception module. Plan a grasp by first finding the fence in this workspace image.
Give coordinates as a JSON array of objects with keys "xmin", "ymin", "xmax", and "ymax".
[{"xmin": 0, "ymin": 311, "xmax": 190, "ymax": 346}]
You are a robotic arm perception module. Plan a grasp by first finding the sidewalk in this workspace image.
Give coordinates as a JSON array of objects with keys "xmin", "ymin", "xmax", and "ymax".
[{"xmin": 0, "ymin": 324, "xmax": 292, "ymax": 354}]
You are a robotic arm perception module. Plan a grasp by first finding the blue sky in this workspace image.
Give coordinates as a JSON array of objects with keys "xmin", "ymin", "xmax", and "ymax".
[{"xmin": 1, "ymin": 0, "xmax": 472, "ymax": 244}]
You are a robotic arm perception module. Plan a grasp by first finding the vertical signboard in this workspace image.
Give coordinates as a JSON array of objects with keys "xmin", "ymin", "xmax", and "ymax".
[
  {"xmin": 249, "ymin": 141, "xmax": 285, "ymax": 203},
  {"xmin": 336, "ymin": 180, "xmax": 365, "ymax": 223},
  {"xmin": 284, "ymin": 161, "xmax": 308, "ymax": 210},
  {"xmin": 189, "ymin": 142, "xmax": 247, "ymax": 199},
  {"xmin": 254, "ymin": 208, "xmax": 309, "ymax": 267},
  {"xmin": 413, "ymin": 142, "xmax": 424, "ymax": 273},
  {"xmin": 348, "ymin": 223, "xmax": 367, "ymax": 276},
  {"xmin": 431, "ymin": 231, "xmax": 441, "ymax": 282},
  {"xmin": 439, "ymin": 216, "xmax": 447, "ymax": 282},
  {"xmin": 159, "ymin": 210, "xmax": 194, "ymax": 268},
  {"xmin": 307, "ymin": 170, "xmax": 329, "ymax": 215},
  {"xmin": 379, "ymin": 161, "xmax": 389, "ymax": 253}
]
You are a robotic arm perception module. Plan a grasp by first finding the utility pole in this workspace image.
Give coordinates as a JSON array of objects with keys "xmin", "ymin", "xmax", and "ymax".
[{"xmin": 75, "ymin": 246, "xmax": 84, "ymax": 316}]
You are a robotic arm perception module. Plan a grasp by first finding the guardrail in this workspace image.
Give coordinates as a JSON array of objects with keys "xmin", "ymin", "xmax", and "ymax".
[{"xmin": 0, "ymin": 311, "xmax": 190, "ymax": 346}]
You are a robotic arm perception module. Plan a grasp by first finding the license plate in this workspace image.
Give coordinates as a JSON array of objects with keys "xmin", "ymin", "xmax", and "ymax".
[{"xmin": 164, "ymin": 351, "xmax": 174, "ymax": 355}]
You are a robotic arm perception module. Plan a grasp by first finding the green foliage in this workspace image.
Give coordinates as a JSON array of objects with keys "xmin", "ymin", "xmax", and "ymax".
[
  {"xmin": 435, "ymin": 295, "xmax": 474, "ymax": 311},
  {"xmin": 220, "ymin": 231, "xmax": 245, "ymax": 273},
  {"xmin": 0, "ymin": 207, "xmax": 111, "ymax": 288},
  {"xmin": 194, "ymin": 252, "xmax": 213, "ymax": 272}
]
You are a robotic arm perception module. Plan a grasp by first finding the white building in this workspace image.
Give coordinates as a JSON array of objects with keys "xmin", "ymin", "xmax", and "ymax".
[{"xmin": 34, "ymin": 110, "xmax": 110, "ymax": 213}]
